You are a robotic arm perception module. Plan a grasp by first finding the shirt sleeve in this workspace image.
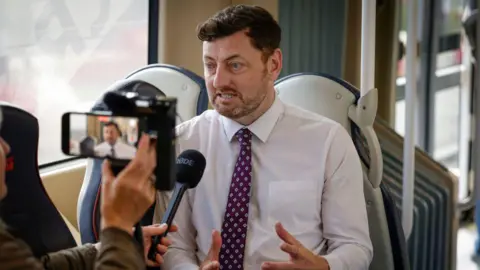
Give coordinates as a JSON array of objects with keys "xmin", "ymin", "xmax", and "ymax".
[{"xmin": 321, "ymin": 124, "xmax": 373, "ymax": 270}]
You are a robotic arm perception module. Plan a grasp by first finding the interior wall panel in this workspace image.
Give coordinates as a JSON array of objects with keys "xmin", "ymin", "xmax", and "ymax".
[
  {"xmin": 159, "ymin": 0, "xmax": 278, "ymax": 76},
  {"xmin": 278, "ymin": 0, "xmax": 348, "ymax": 78}
]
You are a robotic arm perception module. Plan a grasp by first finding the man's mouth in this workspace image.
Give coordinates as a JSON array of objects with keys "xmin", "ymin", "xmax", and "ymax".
[{"xmin": 217, "ymin": 93, "xmax": 236, "ymax": 100}]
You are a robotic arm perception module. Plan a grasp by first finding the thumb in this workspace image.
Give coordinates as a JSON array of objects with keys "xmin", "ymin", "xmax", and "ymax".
[
  {"xmin": 101, "ymin": 160, "xmax": 115, "ymax": 188},
  {"xmin": 207, "ymin": 230, "xmax": 222, "ymax": 260}
]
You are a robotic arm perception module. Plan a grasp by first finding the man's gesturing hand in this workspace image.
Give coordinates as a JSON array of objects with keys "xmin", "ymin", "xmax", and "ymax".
[
  {"xmin": 199, "ymin": 230, "xmax": 222, "ymax": 270},
  {"xmin": 261, "ymin": 222, "xmax": 330, "ymax": 270},
  {"xmin": 100, "ymin": 133, "xmax": 157, "ymax": 233}
]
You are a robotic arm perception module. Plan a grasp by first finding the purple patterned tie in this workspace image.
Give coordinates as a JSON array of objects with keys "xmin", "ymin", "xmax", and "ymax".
[{"xmin": 219, "ymin": 128, "xmax": 253, "ymax": 269}]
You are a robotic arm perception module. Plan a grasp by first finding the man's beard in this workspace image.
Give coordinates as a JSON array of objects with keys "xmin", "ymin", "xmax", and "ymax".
[
  {"xmin": 213, "ymin": 85, "xmax": 268, "ymax": 120},
  {"xmin": 213, "ymin": 70, "xmax": 270, "ymax": 120}
]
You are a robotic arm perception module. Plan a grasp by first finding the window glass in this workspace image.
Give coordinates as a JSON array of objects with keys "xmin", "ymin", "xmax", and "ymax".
[
  {"xmin": 0, "ymin": 0, "xmax": 148, "ymax": 165},
  {"xmin": 395, "ymin": 0, "xmax": 471, "ymax": 176},
  {"xmin": 440, "ymin": 0, "xmax": 464, "ymax": 35}
]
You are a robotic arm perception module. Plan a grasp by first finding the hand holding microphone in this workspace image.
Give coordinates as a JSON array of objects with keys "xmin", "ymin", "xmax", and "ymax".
[{"xmin": 147, "ymin": 149, "xmax": 206, "ymax": 261}]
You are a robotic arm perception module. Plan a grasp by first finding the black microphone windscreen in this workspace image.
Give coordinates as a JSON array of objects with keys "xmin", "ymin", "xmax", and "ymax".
[
  {"xmin": 103, "ymin": 91, "xmax": 137, "ymax": 112},
  {"xmin": 176, "ymin": 149, "xmax": 206, "ymax": 188}
]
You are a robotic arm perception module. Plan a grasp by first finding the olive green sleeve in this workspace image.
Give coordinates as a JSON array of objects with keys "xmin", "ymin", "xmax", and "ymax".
[
  {"xmin": 94, "ymin": 227, "xmax": 145, "ymax": 269},
  {"xmin": 42, "ymin": 228, "xmax": 145, "ymax": 270},
  {"xmin": 1, "ymin": 218, "xmax": 144, "ymax": 270}
]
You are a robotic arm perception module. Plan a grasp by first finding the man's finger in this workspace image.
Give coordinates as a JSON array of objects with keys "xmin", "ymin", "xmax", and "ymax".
[
  {"xmin": 168, "ymin": 224, "xmax": 179, "ymax": 232},
  {"xmin": 160, "ymin": 236, "xmax": 172, "ymax": 246},
  {"xmin": 156, "ymin": 244, "xmax": 168, "ymax": 254},
  {"xmin": 207, "ymin": 230, "xmax": 222, "ymax": 260},
  {"xmin": 261, "ymin": 261, "xmax": 298, "ymax": 270},
  {"xmin": 203, "ymin": 261, "xmax": 220, "ymax": 270},
  {"xmin": 101, "ymin": 160, "xmax": 115, "ymax": 185},
  {"xmin": 145, "ymin": 246, "xmax": 162, "ymax": 267},
  {"xmin": 142, "ymin": 224, "xmax": 168, "ymax": 236},
  {"xmin": 275, "ymin": 222, "xmax": 301, "ymax": 246},
  {"xmin": 100, "ymin": 160, "xmax": 114, "ymax": 202},
  {"xmin": 123, "ymin": 134, "xmax": 154, "ymax": 178},
  {"xmin": 135, "ymin": 133, "xmax": 151, "ymax": 158},
  {"xmin": 143, "ymin": 138, "xmax": 157, "ymax": 175},
  {"xmin": 155, "ymin": 253, "xmax": 164, "ymax": 264},
  {"xmin": 145, "ymin": 253, "xmax": 162, "ymax": 267},
  {"xmin": 280, "ymin": 242, "xmax": 300, "ymax": 258},
  {"xmin": 145, "ymin": 223, "xmax": 177, "ymax": 234},
  {"xmin": 146, "ymin": 260, "xmax": 160, "ymax": 267}
]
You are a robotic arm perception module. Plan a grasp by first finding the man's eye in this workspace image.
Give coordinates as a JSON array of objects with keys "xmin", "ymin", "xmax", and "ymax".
[
  {"xmin": 230, "ymin": 62, "xmax": 243, "ymax": 71},
  {"xmin": 205, "ymin": 63, "xmax": 216, "ymax": 70}
]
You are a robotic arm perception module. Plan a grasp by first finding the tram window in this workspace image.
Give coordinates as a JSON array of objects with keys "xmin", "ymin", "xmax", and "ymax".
[
  {"xmin": 395, "ymin": 0, "xmax": 469, "ymax": 174},
  {"xmin": 432, "ymin": 0, "xmax": 466, "ymax": 170},
  {"xmin": 0, "ymin": 0, "xmax": 149, "ymax": 165}
]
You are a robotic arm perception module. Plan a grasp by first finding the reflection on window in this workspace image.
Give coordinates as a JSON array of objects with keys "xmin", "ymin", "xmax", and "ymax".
[{"xmin": 0, "ymin": 0, "xmax": 148, "ymax": 165}]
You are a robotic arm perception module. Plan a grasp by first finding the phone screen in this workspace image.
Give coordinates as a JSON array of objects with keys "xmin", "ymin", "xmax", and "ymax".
[{"xmin": 63, "ymin": 112, "xmax": 141, "ymax": 160}]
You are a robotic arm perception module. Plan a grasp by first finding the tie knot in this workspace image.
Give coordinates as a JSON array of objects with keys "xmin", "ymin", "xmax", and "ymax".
[{"xmin": 235, "ymin": 128, "xmax": 252, "ymax": 147}]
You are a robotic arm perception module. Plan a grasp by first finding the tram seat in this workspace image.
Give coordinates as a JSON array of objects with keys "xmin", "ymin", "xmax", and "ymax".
[
  {"xmin": 0, "ymin": 102, "xmax": 77, "ymax": 257},
  {"xmin": 77, "ymin": 64, "xmax": 209, "ymax": 244},
  {"xmin": 274, "ymin": 73, "xmax": 408, "ymax": 270}
]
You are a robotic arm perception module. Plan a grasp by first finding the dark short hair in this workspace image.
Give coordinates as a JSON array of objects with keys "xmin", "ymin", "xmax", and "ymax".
[
  {"xmin": 197, "ymin": 5, "xmax": 281, "ymax": 61},
  {"xmin": 104, "ymin": 121, "xmax": 122, "ymax": 136}
]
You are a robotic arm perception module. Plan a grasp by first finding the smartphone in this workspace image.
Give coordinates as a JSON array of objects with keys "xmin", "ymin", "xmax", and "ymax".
[{"xmin": 61, "ymin": 112, "xmax": 147, "ymax": 161}]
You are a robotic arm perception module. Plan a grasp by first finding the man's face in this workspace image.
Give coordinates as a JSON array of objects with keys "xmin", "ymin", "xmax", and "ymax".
[
  {"xmin": 0, "ymin": 137, "xmax": 11, "ymax": 200},
  {"xmin": 103, "ymin": 125, "xmax": 119, "ymax": 145},
  {"xmin": 202, "ymin": 30, "xmax": 282, "ymax": 122}
]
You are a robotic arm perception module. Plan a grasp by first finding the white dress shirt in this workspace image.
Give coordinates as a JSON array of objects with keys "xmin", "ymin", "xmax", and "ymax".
[
  {"xmin": 94, "ymin": 140, "xmax": 136, "ymax": 160},
  {"xmin": 161, "ymin": 96, "xmax": 373, "ymax": 270}
]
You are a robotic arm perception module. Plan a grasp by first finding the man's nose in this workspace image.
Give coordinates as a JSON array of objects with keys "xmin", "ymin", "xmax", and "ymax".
[{"xmin": 213, "ymin": 67, "xmax": 231, "ymax": 89}]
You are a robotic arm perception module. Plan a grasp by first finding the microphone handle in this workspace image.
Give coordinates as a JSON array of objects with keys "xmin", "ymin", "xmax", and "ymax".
[{"xmin": 147, "ymin": 182, "xmax": 189, "ymax": 261}]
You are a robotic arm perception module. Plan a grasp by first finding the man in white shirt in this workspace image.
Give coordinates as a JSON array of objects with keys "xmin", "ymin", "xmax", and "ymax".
[
  {"xmin": 94, "ymin": 121, "xmax": 136, "ymax": 160},
  {"xmin": 160, "ymin": 4, "xmax": 373, "ymax": 270}
]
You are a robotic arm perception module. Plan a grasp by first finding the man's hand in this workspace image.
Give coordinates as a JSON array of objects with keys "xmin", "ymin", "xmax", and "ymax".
[
  {"xmin": 199, "ymin": 230, "xmax": 222, "ymax": 270},
  {"xmin": 142, "ymin": 224, "xmax": 178, "ymax": 267},
  {"xmin": 261, "ymin": 222, "xmax": 330, "ymax": 270},
  {"xmin": 101, "ymin": 133, "xmax": 156, "ymax": 233}
]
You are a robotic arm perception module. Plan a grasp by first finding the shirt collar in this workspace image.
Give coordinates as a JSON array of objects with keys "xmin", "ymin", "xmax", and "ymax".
[{"xmin": 221, "ymin": 95, "xmax": 284, "ymax": 143}]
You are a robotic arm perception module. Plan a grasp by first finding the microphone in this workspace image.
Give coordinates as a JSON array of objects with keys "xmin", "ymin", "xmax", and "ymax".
[
  {"xmin": 147, "ymin": 149, "xmax": 206, "ymax": 261},
  {"xmin": 103, "ymin": 91, "xmax": 138, "ymax": 113}
]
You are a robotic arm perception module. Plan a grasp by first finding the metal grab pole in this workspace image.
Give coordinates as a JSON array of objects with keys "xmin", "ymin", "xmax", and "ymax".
[
  {"xmin": 475, "ymin": 5, "xmax": 480, "ymax": 205},
  {"xmin": 402, "ymin": 0, "xmax": 418, "ymax": 240},
  {"xmin": 360, "ymin": 0, "xmax": 376, "ymax": 96}
]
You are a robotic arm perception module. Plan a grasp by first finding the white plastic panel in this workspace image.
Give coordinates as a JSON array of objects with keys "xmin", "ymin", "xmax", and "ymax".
[
  {"xmin": 126, "ymin": 66, "xmax": 204, "ymax": 123},
  {"xmin": 275, "ymin": 75, "xmax": 356, "ymax": 133}
]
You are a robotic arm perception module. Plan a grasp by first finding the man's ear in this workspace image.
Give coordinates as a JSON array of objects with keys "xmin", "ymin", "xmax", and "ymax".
[{"xmin": 268, "ymin": 49, "xmax": 283, "ymax": 80}]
